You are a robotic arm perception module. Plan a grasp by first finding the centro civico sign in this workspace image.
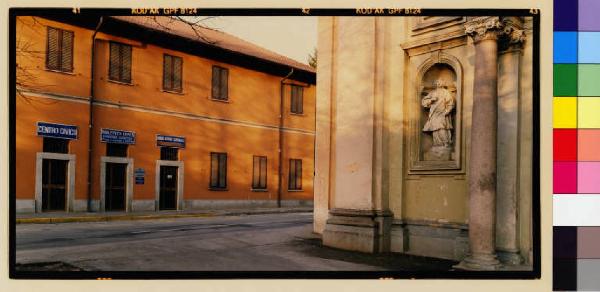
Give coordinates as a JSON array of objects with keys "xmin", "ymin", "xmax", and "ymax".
[
  {"xmin": 101, "ymin": 128, "xmax": 136, "ymax": 144},
  {"xmin": 156, "ymin": 134, "xmax": 185, "ymax": 148},
  {"xmin": 36, "ymin": 122, "xmax": 78, "ymax": 140}
]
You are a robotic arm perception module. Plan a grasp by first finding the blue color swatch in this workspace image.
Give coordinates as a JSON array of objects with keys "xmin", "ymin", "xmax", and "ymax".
[{"xmin": 555, "ymin": 32, "xmax": 578, "ymax": 63}]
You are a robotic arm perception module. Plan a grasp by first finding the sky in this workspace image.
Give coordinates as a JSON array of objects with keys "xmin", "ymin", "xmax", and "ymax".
[{"xmin": 200, "ymin": 16, "xmax": 317, "ymax": 65}]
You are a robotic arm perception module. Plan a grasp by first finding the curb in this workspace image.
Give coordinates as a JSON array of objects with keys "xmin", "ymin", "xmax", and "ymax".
[
  {"xmin": 16, "ymin": 208, "xmax": 312, "ymax": 224},
  {"xmin": 16, "ymin": 213, "xmax": 214, "ymax": 224}
]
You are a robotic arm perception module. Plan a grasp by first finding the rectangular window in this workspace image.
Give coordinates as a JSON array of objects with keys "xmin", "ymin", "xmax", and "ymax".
[
  {"xmin": 290, "ymin": 85, "xmax": 304, "ymax": 114},
  {"xmin": 288, "ymin": 159, "xmax": 302, "ymax": 190},
  {"xmin": 43, "ymin": 137, "xmax": 69, "ymax": 154},
  {"xmin": 252, "ymin": 156, "xmax": 267, "ymax": 190},
  {"xmin": 163, "ymin": 54, "xmax": 183, "ymax": 92},
  {"xmin": 108, "ymin": 42, "xmax": 132, "ymax": 83},
  {"xmin": 106, "ymin": 143, "xmax": 128, "ymax": 157},
  {"xmin": 211, "ymin": 66, "xmax": 229, "ymax": 101},
  {"xmin": 210, "ymin": 152, "xmax": 227, "ymax": 189},
  {"xmin": 46, "ymin": 27, "xmax": 74, "ymax": 72},
  {"xmin": 160, "ymin": 147, "xmax": 179, "ymax": 161}
]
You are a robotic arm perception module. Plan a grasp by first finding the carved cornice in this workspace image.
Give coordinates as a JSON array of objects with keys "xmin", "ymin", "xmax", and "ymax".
[{"xmin": 464, "ymin": 16, "xmax": 503, "ymax": 43}]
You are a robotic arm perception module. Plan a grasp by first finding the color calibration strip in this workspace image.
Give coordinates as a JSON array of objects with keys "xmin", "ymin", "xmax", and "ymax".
[{"xmin": 554, "ymin": 0, "xmax": 600, "ymax": 290}]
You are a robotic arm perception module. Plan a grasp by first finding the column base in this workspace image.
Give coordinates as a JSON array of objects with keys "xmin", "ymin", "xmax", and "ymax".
[
  {"xmin": 454, "ymin": 253, "xmax": 503, "ymax": 271},
  {"xmin": 497, "ymin": 250, "xmax": 524, "ymax": 265},
  {"xmin": 322, "ymin": 208, "xmax": 393, "ymax": 253}
]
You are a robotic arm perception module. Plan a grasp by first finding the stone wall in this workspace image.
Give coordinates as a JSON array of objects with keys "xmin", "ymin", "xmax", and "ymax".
[{"xmin": 315, "ymin": 16, "xmax": 534, "ymax": 269}]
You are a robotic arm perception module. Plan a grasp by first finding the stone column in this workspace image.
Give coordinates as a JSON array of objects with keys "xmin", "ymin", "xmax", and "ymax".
[
  {"xmin": 496, "ymin": 17, "xmax": 526, "ymax": 265},
  {"xmin": 456, "ymin": 17, "xmax": 503, "ymax": 270}
]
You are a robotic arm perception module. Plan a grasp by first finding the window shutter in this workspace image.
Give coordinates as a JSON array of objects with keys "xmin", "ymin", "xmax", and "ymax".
[
  {"xmin": 219, "ymin": 154, "xmax": 227, "ymax": 187},
  {"xmin": 296, "ymin": 160, "xmax": 302, "ymax": 189},
  {"xmin": 121, "ymin": 44, "xmax": 132, "ymax": 83},
  {"xmin": 60, "ymin": 30, "xmax": 73, "ymax": 72},
  {"xmin": 210, "ymin": 153, "xmax": 219, "ymax": 187},
  {"xmin": 290, "ymin": 87, "xmax": 297, "ymax": 113},
  {"xmin": 163, "ymin": 55, "xmax": 172, "ymax": 90},
  {"xmin": 252, "ymin": 156, "xmax": 260, "ymax": 188},
  {"xmin": 109, "ymin": 43, "xmax": 120, "ymax": 81},
  {"xmin": 287, "ymin": 159, "xmax": 302, "ymax": 190},
  {"xmin": 211, "ymin": 66, "xmax": 220, "ymax": 99},
  {"xmin": 290, "ymin": 86, "xmax": 304, "ymax": 114},
  {"xmin": 297, "ymin": 87, "xmax": 304, "ymax": 114},
  {"xmin": 252, "ymin": 156, "xmax": 267, "ymax": 189},
  {"xmin": 289, "ymin": 160, "xmax": 295, "ymax": 189},
  {"xmin": 46, "ymin": 27, "xmax": 60, "ymax": 70},
  {"xmin": 220, "ymin": 68, "xmax": 228, "ymax": 100},
  {"xmin": 259, "ymin": 157, "xmax": 267, "ymax": 188},
  {"xmin": 173, "ymin": 56, "xmax": 182, "ymax": 91}
]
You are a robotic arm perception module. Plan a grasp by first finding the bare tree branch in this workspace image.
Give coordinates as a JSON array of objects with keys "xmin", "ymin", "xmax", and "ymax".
[
  {"xmin": 147, "ymin": 16, "xmax": 219, "ymax": 45},
  {"xmin": 15, "ymin": 16, "xmax": 219, "ymax": 104},
  {"xmin": 16, "ymin": 16, "xmax": 60, "ymax": 105}
]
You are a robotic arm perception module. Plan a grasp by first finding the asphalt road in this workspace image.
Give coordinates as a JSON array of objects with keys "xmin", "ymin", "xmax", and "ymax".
[{"xmin": 16, "ymin": 212, "xmax": 457, "ymax": 272}]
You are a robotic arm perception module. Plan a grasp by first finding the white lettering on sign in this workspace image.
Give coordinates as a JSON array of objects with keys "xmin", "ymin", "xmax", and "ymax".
[
  {"xmin": 101, "ymin": 128, "xmax": 136, "ymax": 144},
  {"xmin": 158, "ymin": 136, "xmax": 184, "ymax": 142},
  {"xmin": 60, "ymin": 128, "xmax": 77, "ymax": 136},
  {"xmin": 38, "ymin": 125, "xmax": 59, "ymax": 134},
  {"xmin": 36, "ymin": 122, "xmax": 78, "ymax": 139},
  {"xmin": 156, "ymin": 134, "xmax": 186, "ymax": 148}
]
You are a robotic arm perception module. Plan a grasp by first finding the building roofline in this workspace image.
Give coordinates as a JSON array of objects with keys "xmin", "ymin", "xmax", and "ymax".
[{"xmin": 39, "ymin": 15, "xmax": 316, "ymax": 84}]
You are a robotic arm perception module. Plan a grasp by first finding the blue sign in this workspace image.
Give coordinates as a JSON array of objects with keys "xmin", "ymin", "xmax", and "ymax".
[
  {"xmin": 36, "ymin": 122, "xmax": 78, "ymax": 140},
  {"xmin": 101, "ymin": 128, "xmax": 136, "ymax": 144},
  {"xmin": 157, "ymin": 134, "xmax": 186, "ymax": 148},
  {"xmin": 134, "ymin": 168, "xmax": 145, "ymax": 176},
  {"xmin": 134, "ymin": 168, "xmax": 145, "ymax": 185},
  {"xmin": 135, "ymin": 177, "xmax": 144, "ymax": 184}
]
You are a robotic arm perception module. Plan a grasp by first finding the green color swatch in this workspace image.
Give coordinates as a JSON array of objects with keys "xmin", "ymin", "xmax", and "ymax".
[{"xmin": 554, "ymin": 64, "xmax": 578, "ymax": 96}]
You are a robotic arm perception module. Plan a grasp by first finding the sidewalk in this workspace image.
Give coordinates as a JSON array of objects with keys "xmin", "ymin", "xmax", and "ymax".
[{"xmin": 16, "ymin": 207, "xmax": 313, "ymax": 224}]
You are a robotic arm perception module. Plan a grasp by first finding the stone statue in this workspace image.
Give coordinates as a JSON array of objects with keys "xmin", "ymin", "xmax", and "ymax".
[{"xmin": 421, "ymin": 79, "xmax": 455, "ymax": 160}]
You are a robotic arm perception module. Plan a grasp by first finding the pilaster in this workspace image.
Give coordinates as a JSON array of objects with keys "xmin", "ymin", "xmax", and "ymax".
[
  {"xmin": 496, "ymin": 16, "xmax": 526, "ymax": 265},
  {"xmin": 321, "ymin": 17, "xmax": 393, "ymax": 253}
]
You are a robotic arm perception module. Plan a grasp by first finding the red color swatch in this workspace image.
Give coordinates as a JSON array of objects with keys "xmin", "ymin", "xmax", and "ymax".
[{"xmin": 554, "ymin": 129, "xmax": 578, "ymax": 161}]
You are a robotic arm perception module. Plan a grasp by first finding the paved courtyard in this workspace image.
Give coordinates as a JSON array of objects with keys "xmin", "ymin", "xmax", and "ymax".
[{"xmin": 16, "ymin": 212, "xmax": 457, "ymax": 272}]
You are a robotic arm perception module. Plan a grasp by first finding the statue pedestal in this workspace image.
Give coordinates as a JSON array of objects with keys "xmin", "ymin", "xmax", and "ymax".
[{"xmin": 424, "ymin": 146, "xmax": 452, "ymax": 161}]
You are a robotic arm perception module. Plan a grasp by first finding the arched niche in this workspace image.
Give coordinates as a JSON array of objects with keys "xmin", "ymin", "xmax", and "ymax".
[{"xmin": 409, "ymin": 53, "xmax": 464, "ymax": 172}]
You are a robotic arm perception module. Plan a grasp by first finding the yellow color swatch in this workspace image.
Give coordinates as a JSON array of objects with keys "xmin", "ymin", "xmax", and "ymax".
[
  {"xmin": 553, "ymin": 97, "xmax": 577, "ymax": 128},
  {"xmin": 579, "ymin": 97, "xmax": 600, "ymax": 128}
]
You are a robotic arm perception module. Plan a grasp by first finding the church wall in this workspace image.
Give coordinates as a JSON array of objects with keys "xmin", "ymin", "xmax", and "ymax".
[
  {"xmin": 315, "ymin": 16, "xmax": 533, "ymax": 266},
  {"xmin": 387, "ymin": 18, "xmax": 476, "ymax": 260}
]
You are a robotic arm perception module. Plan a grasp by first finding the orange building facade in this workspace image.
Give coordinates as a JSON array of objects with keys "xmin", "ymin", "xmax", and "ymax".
[{"xmin": 15, "ymin": 16, "xmax": 316, "ymax": 213}]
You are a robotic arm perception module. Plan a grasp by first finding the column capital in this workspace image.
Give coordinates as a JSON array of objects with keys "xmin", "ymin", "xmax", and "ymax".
[
  {"xmin": 500, "ymin": 17, "xmax": 526, "ymax": 52},
  {"xmin": 464, "ymin": 16, "xmax": 503, "ymax": 43}
]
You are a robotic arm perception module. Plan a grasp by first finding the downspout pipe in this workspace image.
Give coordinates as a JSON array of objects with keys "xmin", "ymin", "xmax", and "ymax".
[
  {"xmin": 87, "ymin": 16, "xmax": 103, "ymax": 212},
  {"xmin": 278, "ymin": 68, "xmax": 294, "ymax": 208}
]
